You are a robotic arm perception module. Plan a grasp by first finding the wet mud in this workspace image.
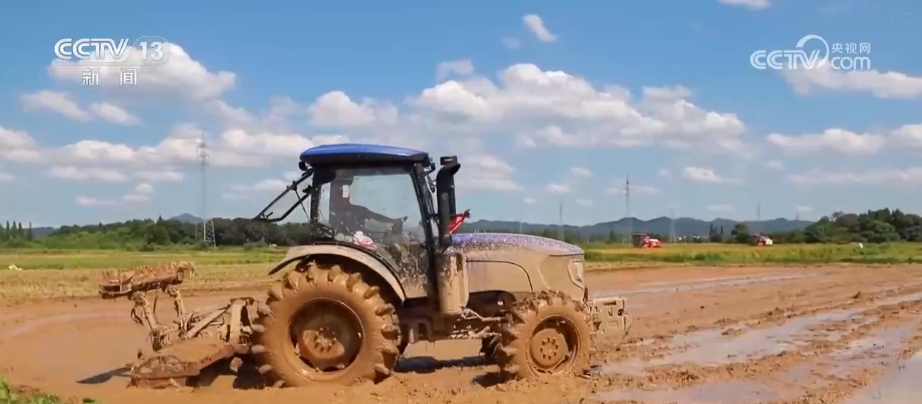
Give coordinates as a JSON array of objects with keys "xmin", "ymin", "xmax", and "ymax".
[{"xmin": 3, "ymin": 264, "xmax": 922, "ymax": 404}]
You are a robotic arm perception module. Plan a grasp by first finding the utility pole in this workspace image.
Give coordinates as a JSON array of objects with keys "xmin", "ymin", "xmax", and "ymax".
[{"xmin": 756, "ymin": 202, "xmax": 761, "ymax": 234}]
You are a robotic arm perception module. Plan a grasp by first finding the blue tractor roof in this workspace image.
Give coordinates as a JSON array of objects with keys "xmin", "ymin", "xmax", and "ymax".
[{"xmin": 299, "ymin": 143, "xmax": 430, "ymax": 166}]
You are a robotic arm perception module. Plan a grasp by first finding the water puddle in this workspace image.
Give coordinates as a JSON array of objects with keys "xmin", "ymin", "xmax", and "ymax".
[
  {"xmin": 639, "ymin": 275, "xmax": 775, "ymax": 287},
  {"xmin": 604, "ymin": 292, "xmax": 922, "ymax": 375},
  {"xmin": 841, "ymin": 349, "xmax": 922, "ymax": 404},
  {"xmin": 593, "ymin": 322, "xmax": 919, "ymax": 404},
  {"xmin": 593, "ymin": 379, "xmax": 786, "ymax": 404},
  {"xmin": 607, "ymin": 274, "xmax": 814, "ymax": 297},
  {"xmin": 0, "ymin": 312, "xmax": 122, "ymax": 341}
]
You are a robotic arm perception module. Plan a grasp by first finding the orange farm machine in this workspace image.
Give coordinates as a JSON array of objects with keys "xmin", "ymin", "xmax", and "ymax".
[{"xmin": 631, "ymin": 233, "xmax": 663, "ymax": 248}]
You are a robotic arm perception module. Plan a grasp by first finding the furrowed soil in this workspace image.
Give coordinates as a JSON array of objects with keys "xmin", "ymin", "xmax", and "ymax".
[{"xmin": 3, "ymin": 264, "xmax": 922, "ymax": 404}]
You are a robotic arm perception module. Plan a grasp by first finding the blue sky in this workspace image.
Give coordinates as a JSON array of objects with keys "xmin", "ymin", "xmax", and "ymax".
[{"xmin": 1, "ymin": 0, "xmax": 921, "ymax": 227}]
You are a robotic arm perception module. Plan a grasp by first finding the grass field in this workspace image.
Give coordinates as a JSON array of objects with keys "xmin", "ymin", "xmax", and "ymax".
[
  {"xmin": 583, "ymin": 242, "xmax": 922, "ymax": 264},
  {"xmin": 1, "ymin": 242, "xmax": 920, "ymax": 301}
]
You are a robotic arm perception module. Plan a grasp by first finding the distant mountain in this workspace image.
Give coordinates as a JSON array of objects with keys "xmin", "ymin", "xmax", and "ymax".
[
  {"xmin": 32, "ymin": 226, "xmax": 56, "ymax": 238},
  {"xmin": 168, "ymin": 213, "xmax": 204, "ymax": 224},
  {"xmin": 459, "ymin": 216, "xmax": 813, "ymax": 237},
  {"xmin": 30, "ymin": 213, "xmax": 813, "ymax": 238}
]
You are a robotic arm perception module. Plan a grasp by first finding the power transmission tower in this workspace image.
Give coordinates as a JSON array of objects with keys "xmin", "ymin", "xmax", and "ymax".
[
  {"xmin": 558, "ymin": 198, "xmax": 564, "ymax": 241},
  {"xmin": 669, "ymin": 208, "xmax": 676, "ymax": 243},
  {"xmin": 197, "ymin": 131, "xmax": 216, "ymax": 247},
  {"xmin": 755, "ymin": 202, "xmax": 762, "ymax": 234}
]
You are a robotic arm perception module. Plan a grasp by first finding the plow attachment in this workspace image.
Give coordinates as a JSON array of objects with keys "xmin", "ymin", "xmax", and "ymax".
[{"xmin": 98, "ymin": 262, "xmax": 266, "ymax": 388}]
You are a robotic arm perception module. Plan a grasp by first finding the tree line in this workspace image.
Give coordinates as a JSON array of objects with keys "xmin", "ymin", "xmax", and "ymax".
[
  {"xmin": 1, "ymin": 221, "xmax": 35, "ymax": 242},
  {"xmin": 0, "ymin": 208, "xmax": 919, "ymax": 250}
]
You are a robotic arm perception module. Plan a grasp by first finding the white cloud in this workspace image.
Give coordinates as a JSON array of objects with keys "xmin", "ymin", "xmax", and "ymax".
[
  {"xmin": 766, "ymin": 129, "xmax": 885, "ymax": 156},
  {"xmin": 570, "ymin": 166, "xmax": 593, "ymax": 178},
  {"xmin": 20, "ymin": 91, "xmax": 141, "ymax": 125},
  {"xmin": 47, "ymin": 43, "xmax": 236, "ymax": 101},
  {"xmin": 88, "ymin": 102, "xmax": 141, "ymax": 125},
  {"xmin": 523, "ymin": 14, "xmax": 557, "ymax": 42},
  {"xmin": 891, "ymin": 124, "xmax": 922, "ymax": 150},
  {"xmin": 283, "ymin": 171, "xmax": 303, "ymax": 181},
  {"xmin": 134, "ymin": 183, "xmax": 154, "ymax": 195},
  {"xmin": 204, "ymin": 99, "xmax": 257, "ymax": 127},
  {"xmin": 642, "ymin": 85, "xmax": 692, "ymax": 101},
  {"xmin": 0, "ymin": 172, "xmax": 12, "ymax": 182},
  {"xmin": 75, "ymin": 183, "xmax": 154, "ymax": 206},
  {"xmin": 766, "ymin": 123, "xmax": 922, "ymax": 156},
  {"xmin": 576, "ymin": 198, "xmax": 593, "ymax": 206},
  {"xmin": 456, "ymin": 154, "xmax": 520, "ymax": 191},
  {"xmin": 233, "ymin": 179, "xmax": 288, "ymax": 192},
  {"xmin": 782, "ymin": 66, "xmax": 922, "ymax": 99},
  {"xmin": 502, "ymin": 37, "xmax": 522, "ymax": 50},
  {"xmin": 707, "ymin": 204, "xmax": 735, "ymax": 213},
  {"xmin": 0, "ymin": 120, "xmax": 347, "ymax": 171},
  {"xmin": 658, "ymin": 168, "xmax": 672, "ymax": 178},
  {"xmin": 308, "ymin": 91, "xmax": 398, "ymax": 129},
  {"xmin": 122, "ymin": 193, "xmax": 150, "ymax": 202},
  {"xmin": 134, "ymin": 169, "xmax": 184, "ymax": 182},
  {"xmin": 718, "ymin": 0, "xmax": 771, "ymax": 10},
  {"xmin": 20, "ymin": 91, "xmax": 92, "ymax": 121},
  {"xmin": 795, "ymin": 205, "xmax": 813, "ymax": 213},
  {"xmin": 220, "ymin": 128, "xmax": 348, "ymax": 159},
  {"xmin": 765, "ymin": 160, "xmax": 785, "ymax": 170},
  {"xmin": 223, "ymin": 178, "xmax": 289, "ymax": 200},
  {"xmin": 411, "ymin": 64, "xmax": 748, "ymax": 156},
  {"xmin": 788, "ymin": 167, "xmax": 922, "ymax": 185},
  {"xmin": 682, "ymin": 166, "xmax": 738, "ymax": 183},
  {"xmin": 524, "ymin": 197, "xmax": 536, "ymax": 204},
  {"xmin": 0, "ymin": 125, "xmax": 39, "ymax": 163},
  {"xmin": 545, "ymin": 183, "xmax": 571, "ymax": 194},
  {"xmin": 46, "ymin": 166, "xmax": 127, "ymax": 182},
  {"xmin": 436, "ymin": 60, "xmax": 475, "ymax": 81},
  {"xmin": 75, "ymin": 196, "xmax": 118, "ymax": 207}
]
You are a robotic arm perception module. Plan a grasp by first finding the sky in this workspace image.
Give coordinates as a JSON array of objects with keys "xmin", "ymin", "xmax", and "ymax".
[{"xmin": 0, "ymin": 0, "xmax": 921, "ymax": 227}]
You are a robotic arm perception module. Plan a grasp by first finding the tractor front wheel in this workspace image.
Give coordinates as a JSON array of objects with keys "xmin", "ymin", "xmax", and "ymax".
[
  {"xmin": 494, "ymin": 290, "xmax": 592, "ymax": 379},
  {"xmin": 251, "ymin": 261, "xmax": 401, "ymax": 387}
]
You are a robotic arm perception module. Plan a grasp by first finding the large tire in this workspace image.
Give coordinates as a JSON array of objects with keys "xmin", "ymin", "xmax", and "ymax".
[
  {"xmin": 494, "ymin": 290, "xmax": 593, "ymax": 379},
  {"xmin": 251, "ymin": 261, "xmax": 401, "ymax": 387}
]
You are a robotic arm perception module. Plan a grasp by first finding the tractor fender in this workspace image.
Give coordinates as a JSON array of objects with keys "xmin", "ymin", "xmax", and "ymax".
[{"xmin": 267, "ymin": 244, "xmax": 407, "ymax": 302}]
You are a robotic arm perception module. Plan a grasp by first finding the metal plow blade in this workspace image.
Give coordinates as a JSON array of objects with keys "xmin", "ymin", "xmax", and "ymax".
[{"xmin": 130, "ymin": 336, "xmax": 236, "ymax": 388}]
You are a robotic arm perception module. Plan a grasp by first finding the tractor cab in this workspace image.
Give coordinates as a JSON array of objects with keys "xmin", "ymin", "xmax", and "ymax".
[{"xmin": 254, "ymin": 144, "xmax": 466, "ymax": 279}]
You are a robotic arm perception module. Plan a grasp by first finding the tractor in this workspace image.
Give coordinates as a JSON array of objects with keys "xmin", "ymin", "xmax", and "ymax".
[
  {"xmin": 631, "ymin": 233, "xmax": 662, "ymax": 248},
  {"xmin": 106, "ymin": 144, "xmax": 632, "ymax": 388}
]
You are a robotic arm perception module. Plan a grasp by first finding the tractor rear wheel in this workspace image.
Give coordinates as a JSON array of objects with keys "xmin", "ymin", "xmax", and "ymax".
[
  {"xmin": 494, "ymin": 290, "xmax": 592, "ymax": 379},
  {"xmin": 251, "ymin": 261, "xmax": 401, "ymax": 387}
]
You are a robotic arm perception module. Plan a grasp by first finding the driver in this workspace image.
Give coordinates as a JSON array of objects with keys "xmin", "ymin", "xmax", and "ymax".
[{"xmin": 329, "ymin": 177, "xmax": 404, "ymax": 233}]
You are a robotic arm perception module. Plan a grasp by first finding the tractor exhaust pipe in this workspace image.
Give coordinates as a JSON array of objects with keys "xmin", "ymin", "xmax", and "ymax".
[{"xmin": 435, "ymin": 156, "xmax": 467, "ymax": 315}]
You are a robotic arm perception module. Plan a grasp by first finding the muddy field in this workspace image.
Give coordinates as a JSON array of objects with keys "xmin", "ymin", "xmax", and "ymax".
[{"xmin": 3, "ymin": 264, "xmax": 922, "ymax": 404}]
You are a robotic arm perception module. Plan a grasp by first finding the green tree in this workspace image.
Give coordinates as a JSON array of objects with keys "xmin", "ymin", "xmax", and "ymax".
[{"xmin": 730, "ymin": 222, "xmax": 751, "ymax": 244}]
